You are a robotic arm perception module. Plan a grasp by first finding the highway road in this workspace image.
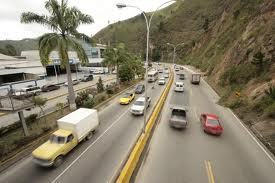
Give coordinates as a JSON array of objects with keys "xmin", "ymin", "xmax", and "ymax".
[
  {"xmin": 0, "ymin": 74, "xmax": 168, "ymax": 183},
  {"xmin": 0, "ymin": 74, "xmax": 116, "ymax": 127},
  {"xmin": 135, "ymin": 68, "xmax": 275, "ymax": 183}
]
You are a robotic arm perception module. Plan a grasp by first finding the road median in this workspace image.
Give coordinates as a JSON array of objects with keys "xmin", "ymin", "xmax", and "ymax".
[{"xmin": 115, "ymin": 69, "xmax": 174, "ymax": 183}]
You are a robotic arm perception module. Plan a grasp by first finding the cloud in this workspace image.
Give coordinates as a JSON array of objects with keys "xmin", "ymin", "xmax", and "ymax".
[{"xmin": 0, "ymin": 0, "xmax": 175, "ymax": 40}]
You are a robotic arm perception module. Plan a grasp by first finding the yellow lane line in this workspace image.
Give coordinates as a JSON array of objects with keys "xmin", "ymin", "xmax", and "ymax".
[{"xmin": 205, "ymin": 160, "xmax": 215, "ymax": 183}]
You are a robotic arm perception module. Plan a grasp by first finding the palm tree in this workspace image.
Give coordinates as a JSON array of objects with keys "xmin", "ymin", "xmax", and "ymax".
[
  {"xmin": 102, "ymin": 43, "xmax": 129, "ymax": 84},
  {"xmin": 21, "ymin": 0, "xmax": 93, "ymax": 110}
]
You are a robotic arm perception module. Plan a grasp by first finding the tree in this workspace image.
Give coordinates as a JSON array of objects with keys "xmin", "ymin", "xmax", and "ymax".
[
  {"xmin": 33, "ymin": 96, "xmax": 47, "ymax": 123},
  {"xmin": 118, "ymin": 62, "xmax": 135, "ymax": 82},
  {"xmin": 97, "ymin": 77, "xmax": 104, "ymax": 93},
  {"xmin": 21, "ymin": 0, "xmax": 94, "ymax": 110},
  {"xmin": 103, "ymin": 43, "xmax": 129, "ymax": 84}
]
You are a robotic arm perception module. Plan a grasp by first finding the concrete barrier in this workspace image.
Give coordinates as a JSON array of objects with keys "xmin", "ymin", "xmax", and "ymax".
[{"xmin": 116, "ymin": 69, "xmax": 174, "ymax": 183}]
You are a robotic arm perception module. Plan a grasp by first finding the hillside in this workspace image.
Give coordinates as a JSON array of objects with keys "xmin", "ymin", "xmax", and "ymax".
[
  {"xmin": 94, "ymin": 0, "xmax": 275, "ymax": 152},
  {"xmin": 0, "ymin": 38, "xmax": 38, "ymax": 56}
]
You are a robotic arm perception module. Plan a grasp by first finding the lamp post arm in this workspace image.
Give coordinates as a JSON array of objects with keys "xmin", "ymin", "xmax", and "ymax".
[{"xmin": 148, "ymin": 0, "xmax": 175, "ymax": 27}]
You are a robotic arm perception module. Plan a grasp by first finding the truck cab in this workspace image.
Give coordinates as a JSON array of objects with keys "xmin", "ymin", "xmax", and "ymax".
[
  {"xmin": 32, "ymin": 129, "xmax": 78, "ymax": 167},
  {"xmin": 32, "ymin": 108, "xmax": 99, "ymax": 167}
]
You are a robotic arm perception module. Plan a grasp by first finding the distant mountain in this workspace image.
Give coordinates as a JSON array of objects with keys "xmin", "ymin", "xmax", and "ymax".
[{"xmin": 0, "ymin": 38, "xmax": 38, "ymax": 56}]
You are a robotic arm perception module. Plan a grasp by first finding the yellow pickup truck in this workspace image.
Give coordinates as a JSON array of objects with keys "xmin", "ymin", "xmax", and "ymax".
[{"xmin": 32, "ymin": 108, "xmax": 99, "ymax": 167}]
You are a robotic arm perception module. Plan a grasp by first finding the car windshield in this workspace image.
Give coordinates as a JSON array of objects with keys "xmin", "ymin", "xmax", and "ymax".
[
  {"xmin": 122, "ymin": 93, "xmax": 131, "ymax": 98},
  {"xmin": 207, "ymin": 119, "xmax": 220, "ymax": 126},
  {"xmin": 136, "ymin": 85, "xmax": 143, "ymax": 90},
  {"xmin": 172, "ymin": 109, "xmax": 186, "ymax": 116},
  {"xmin": 134, "ymin": 101, "xmax": 144, "ymax": 106},
  {"xmin": 49, "ymin": 134, "xmax": 66, "ymax": 144}
]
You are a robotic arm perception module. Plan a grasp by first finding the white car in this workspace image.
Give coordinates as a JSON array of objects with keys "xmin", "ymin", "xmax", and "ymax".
[
  {"xmin": 164, "ymin": 73, "xmax": 169, "ymax": 78},
  {"xmin": 174, "ymin": 82, "xmax": 184, "ymax": 92},
  {"xmin": 130, "ymin": 96, "xmax": 151, "ymax": 115},
  {"xmin": 64, "ymin": 79, "xmax": 80, "ymax": 86},
  {"xmin": 158, "ymin": 77, "xmax": 166, "ymax": 85}
]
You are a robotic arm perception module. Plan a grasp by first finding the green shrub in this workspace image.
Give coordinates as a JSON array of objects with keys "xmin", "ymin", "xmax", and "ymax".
[
  {"xmin": 0, "ymin": 141, "xmax": 6, "ymax": 157},
  {"xmin": 228, "ymin": 98, "xmax": 244, "ymax": 109},
  {"xmin": 94, "ymin": 93, "xmax": 108, "ymax": 104},
  {"xmin": 253, "ymin": 96, "xmax": 273, "ymax": 113},
  {"xmin": 97, "ymin": 77, "xmax": 104, "ymax": 93},
  {"xmin": 25, "ymin": 114, "xmax": 38, "ymax": 124},
  {"xmin": 264, "ymin": 102, "xmax": 275, "ymax": 118},
  {"xmin": 106, "ymin": 85, "xmax": 115, "ymax": 94},
  {"xmin": 83, "ymin": 97, "xmax": 95, "ymax": 108},
  {"xmin": 12, "ymin": 135, "xmax": 38, "ymax": 148},
  {"xmin": 220, "ymin": 64, "xmax": 256, "ymax": 85},
  {"xmin": 42, "ymin": 126, "xmax": 51, "ymax": 133}
]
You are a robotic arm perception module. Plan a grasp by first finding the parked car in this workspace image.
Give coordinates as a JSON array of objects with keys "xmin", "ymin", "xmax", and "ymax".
[
  {"xmin": 13, "ymin": 85, "xmax": 41, "ymax": 98},
  {"xmin": 200, "ymin": 113, "xmax": 223, "ymax": 135},
  {"xmin": 164, "ymin": 73, "xmax": 169, "ymax": 78},
  {"xmin": 179, "ymin": 73, "xmax": 185, "ymax": 80},
  {"xmin": 82, "ymin": 74, "xmax": 94, "ymax": 82},
  {"xmin": 158, "ymin": 77, "xmax": 166, "ymax": 85},
  {"xmin": 169, "ymin": 106, "xmax": 188, "ymax": 129},
  {"xmin": 174, "ymin": 82, "xmax": 184, "ymax": 92},
  {"xmin": 135, "ymin": 84, "xmax": 145, "ymax": 94},
  {"xmin": 64, "ymin": 79, "xmax": 80, "ymax": 86},
  {"xmin": 130, "ymin": 96, "xmax": 151, "ymax": 115},
  {"xmin": 158, "ymin": 68, "xmax": 163, "ymax": 73},
  {"xmin": 191, "ymin": 74, "xmax": 201, "ymax": 84},
  {"xmin": 175, "ymin": 67, "xmax": 180, "ymax": 71},
  {"xmin": 41, "ymin": 84, "xmax": 60, "ymax": 92},
  {"xmin": 119, "ymin": 92, "xmax": 135, "ymax": 105},
  {"xmin": 32, "ymin": 108, "xmax": 99, "ymax": 167}
]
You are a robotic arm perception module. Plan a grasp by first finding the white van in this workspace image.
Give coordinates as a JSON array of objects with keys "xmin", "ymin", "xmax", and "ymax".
[{"xmin": 174, "ymin": 82, "xmax": 184, "ymax": 92}]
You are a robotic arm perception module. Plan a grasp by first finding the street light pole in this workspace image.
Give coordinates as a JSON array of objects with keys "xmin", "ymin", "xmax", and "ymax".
[
  {"xmin": 167, "ymin": 42, "xmax": 185, "ymax": 65},
  {"xmin": 117, "ymin": 0, "xmax": 176, "ymax": 134}
]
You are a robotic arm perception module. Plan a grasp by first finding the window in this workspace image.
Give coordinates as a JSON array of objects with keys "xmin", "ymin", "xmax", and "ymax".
[
  {"xmin": 207, "ymin": 119, "xmax": 220, "ymax": 125},
  {"xmin": 50, "ymin": 135, "xmax": 66, "ymax": 144},
  {"xmin": 134, "ymin": 101, "xmax": 144, "ymax": 106},
  {"xmin": 67, "ymin": 134, "xmax": 74, "ymax": 143}
]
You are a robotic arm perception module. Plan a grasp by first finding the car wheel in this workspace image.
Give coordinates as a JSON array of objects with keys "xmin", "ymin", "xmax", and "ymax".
[
  {"xmin": 53, "ymin": 155, "xmax": 64, "ymax": 168},
  {"xmin": 85, "ymin": 131, "xmax": 93, "ymax": 140}
]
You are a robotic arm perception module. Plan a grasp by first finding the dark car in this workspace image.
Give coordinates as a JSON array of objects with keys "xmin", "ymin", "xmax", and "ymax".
[
  {"xmin": 179, "ymin": 73, "xmax": 185, "ymax": 80},
  {"xmin": 135, "ymin": 84, "xmax": 145, "ymax": 94},
  {"xmin": 41, "ymin": 84, "xmax": 60, "ymax": 92},
  {"xmin": 82, "ymin": 74, "xmax": 94, "ymax": 82}
]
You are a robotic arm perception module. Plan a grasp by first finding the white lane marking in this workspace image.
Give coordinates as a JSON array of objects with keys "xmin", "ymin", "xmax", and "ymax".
[
  {"xmin": 51, "ymin": 108, "xmax": 130, "ymax": 183},
  {"xmin": 183, "ymin": 64, "xmax": 275, "ymax": 164},
  {"xmin": 228, "ymin": 108, "xmax": 275, "ymax": 165}
]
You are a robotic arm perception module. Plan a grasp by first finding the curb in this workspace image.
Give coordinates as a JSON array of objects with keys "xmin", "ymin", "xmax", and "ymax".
[
  {"xmin": 0, "ymin": 80, "xmax": 139, "ymax": 173},
  {"xmin": 115, "ymin": 68, "xmax": 174, "ymax": 183}
]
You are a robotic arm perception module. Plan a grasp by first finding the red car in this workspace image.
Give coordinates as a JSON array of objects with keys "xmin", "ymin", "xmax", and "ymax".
[{"xmin": 200, "ymin": 114, "xmax": 223, "ymax": 135}]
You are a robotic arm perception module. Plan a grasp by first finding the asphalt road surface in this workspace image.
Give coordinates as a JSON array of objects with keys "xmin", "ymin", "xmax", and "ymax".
[
  {"xmin": 135, "ymin": 68, "xmax": 275, "ymax": 183},
  {"xmin": 0, "ymin": 73, "xmax": 168, "ymax": 183},
  {"xmin": 0, "ymin": 74, "xmax": 115, "ymax": 127}
]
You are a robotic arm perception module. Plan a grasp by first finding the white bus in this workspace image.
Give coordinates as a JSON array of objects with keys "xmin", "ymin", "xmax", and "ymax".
[{"xmin": 148, "ymin": 70, "xmax": 158, "ymax": 82}]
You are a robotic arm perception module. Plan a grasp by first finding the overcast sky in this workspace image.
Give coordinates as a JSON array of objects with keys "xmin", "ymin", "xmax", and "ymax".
[{"xmin": 0, "ymin": 0, "xmax": 175, "ymax": 40}]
